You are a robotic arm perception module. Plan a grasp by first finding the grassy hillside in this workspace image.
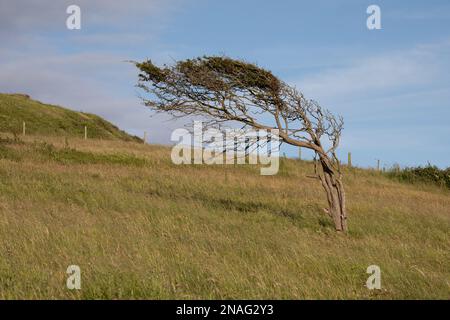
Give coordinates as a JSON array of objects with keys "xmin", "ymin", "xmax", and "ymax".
[
  {"xmin": 0, "ymin": 93, "xmax": 141, "ymax": 142},
  {"xmin": 0, "ymin": 133, "xmax": 449, "ymax": 299}
]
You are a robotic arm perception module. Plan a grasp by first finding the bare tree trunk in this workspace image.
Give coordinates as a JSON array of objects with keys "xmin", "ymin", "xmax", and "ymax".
[{"xmin": 317, "ymin": 155, "xmax": 348, "ymax": 232}]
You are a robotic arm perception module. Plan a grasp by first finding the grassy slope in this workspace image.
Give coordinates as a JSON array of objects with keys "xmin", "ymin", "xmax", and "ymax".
[
  {"xmin": 0, "ymin": 134, "xmax": 448, "ymax": 299},
  {"xmin": 0, "ymin": 93, "xmax": 141, "ymax": 142}
]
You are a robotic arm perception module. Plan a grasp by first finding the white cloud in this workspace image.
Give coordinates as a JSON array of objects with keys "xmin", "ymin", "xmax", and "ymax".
[
  {"xmin": 0, "ymin": 0, "xmax": 187, "ymax": 143},
  {"xmin": 290, "ymin": 40, "xmax": 450, "ymax": 168},
  {"xmin": 0, "ymin": 48, "xmax": 186, "ymax": 142},
  {"xmin": 296, "ymin": 39, "xmax": 450, "ymax": 104}
]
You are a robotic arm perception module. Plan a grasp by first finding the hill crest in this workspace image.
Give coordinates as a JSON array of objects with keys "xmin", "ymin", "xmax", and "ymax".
[{"xmin": 0, "ymin": 93, "xmax": 141, "ymax": 142}]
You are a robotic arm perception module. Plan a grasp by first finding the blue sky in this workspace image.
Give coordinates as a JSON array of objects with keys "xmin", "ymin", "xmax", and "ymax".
[{"xmin": 1, "ymin": 0, "xmax": 449, "ymax": 168}]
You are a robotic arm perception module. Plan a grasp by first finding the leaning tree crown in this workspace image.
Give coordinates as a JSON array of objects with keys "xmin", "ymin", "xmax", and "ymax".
[{"xmin": 135, "ymin": 56, "xmax": 348, "ymax": 232}]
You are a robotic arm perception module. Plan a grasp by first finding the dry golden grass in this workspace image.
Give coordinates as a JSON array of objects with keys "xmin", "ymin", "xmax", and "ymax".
[{"xmin": 0, "ymin": 133, "xmax": 449, "ymax": 299}]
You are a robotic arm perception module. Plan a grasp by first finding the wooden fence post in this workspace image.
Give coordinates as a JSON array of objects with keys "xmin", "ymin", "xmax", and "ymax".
[
  {"xmin": 298, "ymin": 147, "xmax": 301, "ymax": 160},
  {"xmin": 22, "ymin": 121, "xmax": 26, "ymax": 136},
  {"xmin": 143, "ymin": 131, "xmax": 147, "ymax": 144},
  {"xmin": 84, "ymin": 126, "xmax": 87, "ymax": 140},
  {"xmin": 348, "ymin": 152, "xmax": 352, "ymax": 168},
  {"xmin": 377, "ymin": 159, "xmax": 380, "ymax": 171}
]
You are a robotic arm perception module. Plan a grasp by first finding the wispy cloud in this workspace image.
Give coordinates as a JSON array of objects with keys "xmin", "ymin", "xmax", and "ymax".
[
  {"xmin": 0, "ymin": 0, "xmax": 178, "ymax": 32},
  {"xmin": 296, "ymin": 39, "xmax": 450, "ymax": 104},
  {"xmin": 0, "ymin": 0, "xmax": 186, "ymax": 142},
  {"xmin": 290, "ymin": 39, "xmax": 450, "ymax": 167}
]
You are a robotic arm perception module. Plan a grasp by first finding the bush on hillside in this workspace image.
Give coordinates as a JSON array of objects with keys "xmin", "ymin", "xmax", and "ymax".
[{"xmin": 387, "ymin": 164, "xmax": 450, "ymax": 189}]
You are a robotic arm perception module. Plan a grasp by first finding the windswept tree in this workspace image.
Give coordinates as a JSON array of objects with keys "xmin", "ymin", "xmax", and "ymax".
[{"xmin": 135, "ymin": 56, "xmax": 348, "ymax": 232}]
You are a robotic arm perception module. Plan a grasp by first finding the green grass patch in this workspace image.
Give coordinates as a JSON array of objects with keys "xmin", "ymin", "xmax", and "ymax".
[
  {"xmin": 0, "ymin": 93, "xmax": 141, "ymax": 142},
  {"xmin": 34, "ymin": 142, "xmax": 148, "ymax": 166}
]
